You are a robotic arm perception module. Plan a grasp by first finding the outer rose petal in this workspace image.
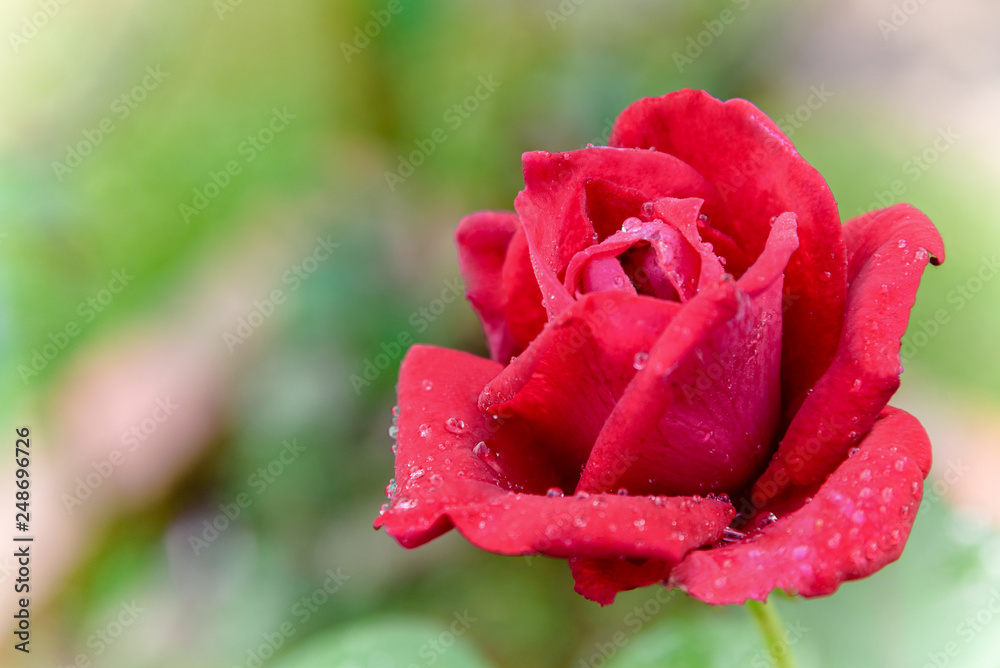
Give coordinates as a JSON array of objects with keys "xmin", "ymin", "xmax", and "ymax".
[
  {"xmin": 671, "ymin": 407, "xmax": 931, "ymax": 604},
  {"xmin": 376, "ymin": 345, "xmax": 734, "ymax": 562},
  {"xmin": 455, "ymin": 211, "xmax": 522, "ymax": 362},
  {"xmin": 751, "ymin": 204, "xmax": 944, "ymax": 502},
  {"xmin": 610, "ymin": 89, "xmax": 846, "ymax": 416},
  {"xmin": 501, "ymin": 227, "xmax": 548, "ymax": 352},
  {"xmin": 569, "ymin": 557, "xmax": 673, "ymax": 606},
  {"xmin": 514, "ymin": 146, "xmax": 727, "ymax": 317}
]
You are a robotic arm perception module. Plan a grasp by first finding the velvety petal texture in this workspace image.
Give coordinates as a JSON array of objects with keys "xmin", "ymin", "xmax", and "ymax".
[
  {"xmin": 671, "ymin": 407, "xmax": 931, "ymax": 604},
  {"xmin": 376, "ymin": 90, "xmax": 943, "ymax": 608}
]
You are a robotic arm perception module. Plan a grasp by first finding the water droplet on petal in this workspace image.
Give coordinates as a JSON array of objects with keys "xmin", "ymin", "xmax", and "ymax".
[
  {"xmin": 473, "ymin": 441, "xmax": 489, "ymax": 458},
  {"xmin": 820, "ymin": 271, "xmax": 832, "ymax": 280},
  {"xmin": 852, "ymin": 378, "xmax": 862, "ymax": 391},
  {"xmin": 421, "ymin": 380, "xmax": 433, "ymax": 391},
  {"xmin": 617, "ymin": 488, "xmax": 629, "ymax": 496},
  {"xmin": 633, "ymin": 351, "xmax": 649, "ymax": 370},
  {"xmin": 388, "ymin": 425, "xmax": 398, "ymax": 439},
  {"xmin": 546, "ymin": 487, "xmax": 564, "ymax": 497},
  {"xmin": 641, "ymin": 202, "xmax": 655, "ymax": 218},
  {"xmin": 444, "ymin": 417, "xmax": 466, "ymax": 434},
  {"xmin": 397, "ymin": 497, "xmax": 417, "ymax": 510},
  {"xmin": 622, "ymin": 217, "xmax": 643, "ymax": 233},
  {"xmin": 419, "ymin": 424, "xmax": 432, "ymax": 438}
]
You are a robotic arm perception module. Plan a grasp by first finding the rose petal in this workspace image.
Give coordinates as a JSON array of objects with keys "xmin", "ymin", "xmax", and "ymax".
[
  {"xmin": 515, "ymin": 146, "xmax": 727, "ymax": 317},
  {"xmin": 671, "ymin": 406, "xmax": 931, "ymax": 604},
  {"xmin": 576, "ymin": 214, "xmax": 798, "ymax": 496},
  {"xmin": 376, "ymin": 345, "xmax": 563, "ymax": 547},
  {"xmin": 569, "ymin": 557, "xmax": 673, "ymax": 606},
  {"xmin": 455, "ymin": 211, "xmax": 522, "ymax": 362},
  {"xmin": 376, "ymin": 346, "xmax": 734, "ymax": 563},
  {"xmin": 583, "ymin": 178, "xmax": 648, "ymax": 241},
  {"xmin": 480, "ymin": 291, "xmax": 682, "ymax": 480},
  {"xmin": 751, "ymin": 204, "xmax": 944, "ymax": 502},
  {"xmin": 610, "ymin": 89, "xmax": 846, "ymax": 416},
  {"xmin": 451, "ymin": 493, "xmax": 733, "ymax": 562},
  {"xmin": 501, "ymin": 227, "xmax": 548, "ymax": 356}
]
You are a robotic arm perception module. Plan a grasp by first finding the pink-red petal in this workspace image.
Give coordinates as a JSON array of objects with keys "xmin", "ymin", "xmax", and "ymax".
[
  {"xmin": 610, "ymin": 89, "xmax": 846, "ymax": 416},
  {"xmin": 576, "ymin": 214, "xmax": 797, "ymax": 496},
  {"xmin": 670, "ymin": 406, "xmax": 932, "ymax": 604},
  {"xmin": 514, "ymin": 146, "xmax": 726, "ymax": 317},
  {"xmin": 480, "ymin": 291, "xmax": 682, "ymax": 481},
  {"xmin": 376, "ymin": 346, "xmax": 734, "ymax": 564},
  {"xmin": 752, "ymin": 204, "xmax": 944, "ymax": 502},
  {"xmin": 455, "ymin": 211, "xmax": 522, "ymax": 362}
]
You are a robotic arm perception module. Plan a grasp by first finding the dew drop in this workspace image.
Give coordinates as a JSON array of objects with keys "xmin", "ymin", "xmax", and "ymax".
[
  {"xmin": 546, "ymin": 487, "xmax": 564, "ymax": 498},
  {"xmin": 397, "ymin": 497, "xmax": 418, "ymax": 510},
  {"xmin": 641, "ymin": 202, "xmax": 655, "ymax": 218},
  {"xmin": 473, "ymin": 441, "xmax": 489, "ymax": 458},
  {"xmin": 820, "ymin": 271, "xmax": 832, "ymax": 280},
  {"xmin": 444, "ymin": 417, "xmax": 466, "ymax": 434},
  {"xmin": 622, "ymin": 217, "xmax": 643, "ymax": 233},
  {"xmin": 617, "ymin": 488, "xmax": 629, "ymax": 496},
  {"xmin": 419, "ymin": 424, "xmax": 432, "ymax": 438},
  {"xmin": 634, "ymin": 519, "xmax": 646, "ymax": 530},
  {"xmin": 633, "ymin": 351, "xmax": 649, "ymax": 370},
  {"xmin": 897, "ymin": 239, "xmax": 907, "ymax": 249},
  {"xmin": 852, "ymin": 378, "xmax": 863, "ymax": 391},
  {"xmin": 421, "ymin": 380, "xmax": 433, "ymax": 391},
  {"xmin": 388, "ymin": 425, "xmax": 398, "ymax": 439},
  {"xmin": 385, "ymin": 479, "xmax": 397, "ymax": 498}
]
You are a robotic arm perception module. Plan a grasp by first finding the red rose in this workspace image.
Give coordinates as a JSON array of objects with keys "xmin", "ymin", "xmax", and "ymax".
[{"xmin": 374, "ymin": 89, "xmax": 944, "ymax": 605}]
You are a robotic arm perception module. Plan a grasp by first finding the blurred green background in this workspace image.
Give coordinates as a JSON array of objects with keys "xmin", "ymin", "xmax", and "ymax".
[{"xmin": 3, "ymin": 0, "xmax": 1000, "ymax": 666}]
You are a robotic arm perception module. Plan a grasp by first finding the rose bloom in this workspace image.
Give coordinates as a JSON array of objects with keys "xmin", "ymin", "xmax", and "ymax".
[{"xmin": 375, "ymin": 90, "xmax": 944, "ymax": 605}]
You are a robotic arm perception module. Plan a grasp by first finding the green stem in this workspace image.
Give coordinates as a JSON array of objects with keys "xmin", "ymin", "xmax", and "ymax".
[{"xmin": 746, "ymin": 597, "xmax": 798, "ymax": 668}]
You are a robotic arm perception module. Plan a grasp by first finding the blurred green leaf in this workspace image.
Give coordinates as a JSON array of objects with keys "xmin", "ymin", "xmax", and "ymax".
[{"xmin": 270, "ymin": 618, "xmax": 496, "ymax": 668}]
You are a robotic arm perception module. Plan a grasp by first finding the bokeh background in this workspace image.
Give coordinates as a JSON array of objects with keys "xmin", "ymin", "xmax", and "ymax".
[{"xmin": 3, "ymin": 0, "xmax": 1000, "ymax": 666}]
